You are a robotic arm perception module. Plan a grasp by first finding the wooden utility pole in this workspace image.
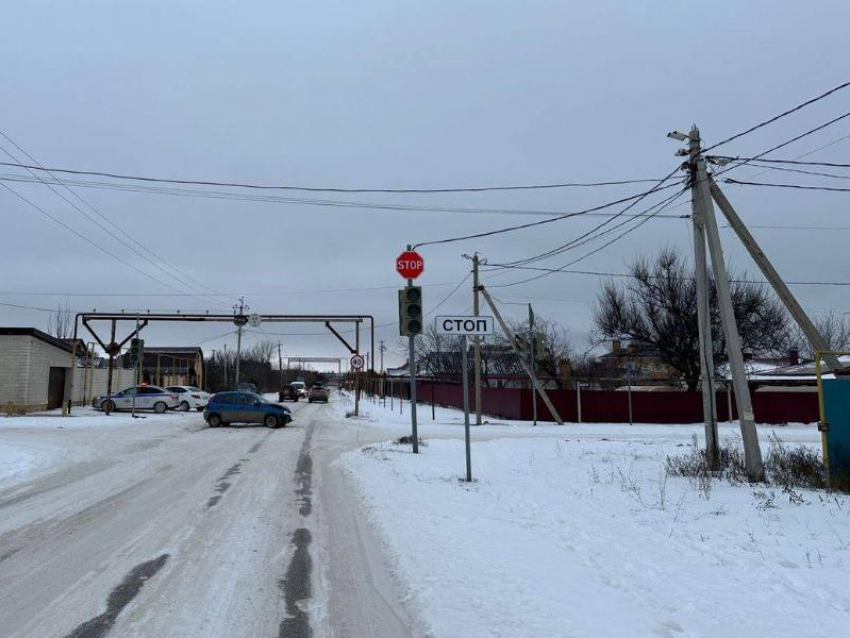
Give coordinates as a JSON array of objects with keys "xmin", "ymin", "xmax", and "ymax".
[
  {"xmin": 688, "ymin": 127, "xmax": 720, "ymax": 468},
  {"xmin": 479, "ymin": 285, "xmax": 564, "ymax": 424},
  {"xmin": 472, "ymin": 254, "xmax": 483, "ymax": 425}
]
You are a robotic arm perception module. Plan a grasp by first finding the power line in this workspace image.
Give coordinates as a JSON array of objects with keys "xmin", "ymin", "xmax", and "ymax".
[
  {"xmin": 0, "ymin": 171, "xmax": 693, "ymax": 220},
  {"xmin": 487, "ymin": 188, "xmax": 689, "ymax": 288},
  {"xmin": 0, "ymin": 131, "xmax": 222, "ymax": 300},
  {"xmin": 0, "ymin": 182, "xmax": 204, "ymax": 295},
  {"xmin": 0, "ymin": 138, "xmax": 226, "ymax": 309},
  {"xmin": 703, "ymin": 79, "xmax": 850, "ymax": 153},
  {"xmin": 724, "ymin": 179, "xmax": 850, "ymax": 193},
  {"xmin": 499, "ymin": 176, "xmax": 688, "ymax": 269},
  {"xmin": 713, "ymin": 157, "xmax": 850, "ymax": 169},
  {"xmin": 412, "ymin": 170, "xmax": 685, "ymax": 249},
  {"xmin": 732, "ymin": 162, "xmax": 850, "ymax": 180},
  {"xmin": 0, "ymin": 281, "xmax": 459, "ymax": 299},
  {"xmin": 0, "ymin": 159, "xmax": 666, "ymax": 193},
  {"xmin": 482, "ymin": 263, "xmax": 850, "ymax": 287}
]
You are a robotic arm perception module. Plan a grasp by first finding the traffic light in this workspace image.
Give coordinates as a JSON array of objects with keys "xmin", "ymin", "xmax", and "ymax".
[
  {"xmin": 398, "ymin": 286, "xmax": 423, "ymax": 336},
  {"xmin": 129, "ymin": 337, "xmax": 145, "ymax": 365},
  {"xmin": 514, "ymin": 333, "xmax": 528, "ymax": 355}
]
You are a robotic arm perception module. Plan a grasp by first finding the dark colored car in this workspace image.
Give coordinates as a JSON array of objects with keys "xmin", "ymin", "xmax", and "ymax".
[
  {"xmin": 204, "ymin": 392, "xmax": 292, "ymax": 428},
  {"xmin": 279, "ymin": 385, "xmax": 300, "ymax": 402}
]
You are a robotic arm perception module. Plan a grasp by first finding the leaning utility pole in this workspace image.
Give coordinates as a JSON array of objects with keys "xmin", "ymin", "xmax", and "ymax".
[
  {"xmin": 687, "ymin": 129, "xmax": 719, "ymax": 468},
  {"xmin": 688, "ymin": 126, "xmax": 763, "ymax": 479},
  {"xmin": 479, "ymin": 285, "xmax": 563, "ymax": 424},
  {"xmin": 708, "ymin": 179, "xmax": 844, "ymax": 374},
  {"xmin": 472, "ymin": 254, "xmax": 483, "ymax": 425}
]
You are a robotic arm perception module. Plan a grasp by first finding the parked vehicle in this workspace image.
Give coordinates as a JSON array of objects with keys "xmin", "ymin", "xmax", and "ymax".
[
  {"xmin": 237, "ymin": 382, "xmax": 258, "ymax": 393},
  {"xmin": 279, "ymin": 385, "xmax": 301, "ymax": 402},
  {"xmin": 204, "ymin": 391, "xmax": 292, "ymax": 428},
  {"xmin": 166, "ymin": 385, "xmax": 211, "ymax": 411},
  {"xmin": 308, "ymin": 384, "xmax": 329, "ymax": 403},
  {"xmin": 92, "ymin": 385, "xmax": 180, "ymax": 413}
]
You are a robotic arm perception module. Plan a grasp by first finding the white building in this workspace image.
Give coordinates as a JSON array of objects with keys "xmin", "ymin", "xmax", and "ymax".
[{"xmin": 0, "ymin": 327, "xmax": 133, "ymax": 414}]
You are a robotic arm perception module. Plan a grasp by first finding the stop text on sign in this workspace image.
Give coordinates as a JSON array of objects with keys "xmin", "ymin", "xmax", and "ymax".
[
  {"xmin": 396, "ymin": 250, "xmax": 424, "ymax": 280},
  {"xmin": 435, "ymin": 315, "xmax": 495, "ymax": 336}
]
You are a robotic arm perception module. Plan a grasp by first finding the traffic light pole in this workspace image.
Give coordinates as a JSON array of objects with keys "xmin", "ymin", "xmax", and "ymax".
[{"xmin": 408, "ymin": 279, "xmax": 419, "ymax": 454}]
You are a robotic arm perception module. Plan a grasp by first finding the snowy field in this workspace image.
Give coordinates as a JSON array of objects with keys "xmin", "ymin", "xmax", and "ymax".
[{"xmin": 341, "ymin": 397, "xmax": 849, "ymax": 638}]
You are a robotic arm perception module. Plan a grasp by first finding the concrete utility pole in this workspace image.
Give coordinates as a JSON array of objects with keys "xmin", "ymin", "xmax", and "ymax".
[
  {"xmin": 223, "ymin": 344, "xmax": 229, "ymax": 389},
  {"xmin": 528, "ymin": 303, "xmax": 538, "ymax": 426},
  {"xmin": 355, "ymin": 321, "xmax": 361, "ymax": 417},
  {"xmin": 690, "ymin": 126, "xmax": 764, "ymax": 479},
  {"xmin": 708, "ymin": 179, "xmax": 844, "ymax": 374},
  {"xmin": 687, "ymin": 127, "xmax": 720, "ymax": 468},
  {"xmin": 278, "ymin": 341, "xmax": 284, "ymax": 388},
  {"xmin": 472, "ymin": 254, "xmax": 483, "ymax": 425},
  {"xmin": 379, "ymin": 340, "xmax": 386, "ymax": 372},
  {"xmin": 479, "ymin": 285, "xmax": 564, "ymax": 424},
  {"xmin": 234, "ymin": 297, "xmax": 246, "ymax": 388}
]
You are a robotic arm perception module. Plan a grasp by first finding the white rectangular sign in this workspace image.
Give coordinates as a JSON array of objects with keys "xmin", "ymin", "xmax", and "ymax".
[{"xmin": 435, "ymin": 315, "xmax": 495, "ymax": 336}]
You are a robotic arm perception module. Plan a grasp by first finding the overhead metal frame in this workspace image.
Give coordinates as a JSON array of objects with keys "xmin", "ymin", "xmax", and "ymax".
[{"xmin": 67, "ymin": 311, "xmax": 375, "ymax": 415}]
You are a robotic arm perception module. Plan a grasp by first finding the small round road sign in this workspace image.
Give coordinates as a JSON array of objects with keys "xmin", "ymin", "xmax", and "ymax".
[
  {"xmin": 350, "ymin": 354, "xmax": 365, "ymax": 370},
  {"xmin": 248, "ymin": 313, "xmax": 263, "ymax": 328},
  {"xmin": 396, "ymin": 250, "xmax": 424, "ymax": 280}
]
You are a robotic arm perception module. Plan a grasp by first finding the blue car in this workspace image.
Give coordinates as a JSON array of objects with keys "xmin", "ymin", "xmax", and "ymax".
[{"xmin": 203, "ymin": 391, "xmax": 292, "ymax": 429}]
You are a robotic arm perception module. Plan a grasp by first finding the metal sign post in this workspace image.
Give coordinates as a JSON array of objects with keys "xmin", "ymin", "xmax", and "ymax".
[
  {"xmin": 437, "ymin": 315, "xmax": 494, "ymax": 481},
  {"xmin": 461, "ymin": 335, "xmax": 472, "ymax": 481}
]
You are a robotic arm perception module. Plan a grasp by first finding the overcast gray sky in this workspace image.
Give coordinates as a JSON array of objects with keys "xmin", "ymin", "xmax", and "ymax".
[{"xmin": 2, "ymin": 1, "xmax": 849, "ymax": 368}]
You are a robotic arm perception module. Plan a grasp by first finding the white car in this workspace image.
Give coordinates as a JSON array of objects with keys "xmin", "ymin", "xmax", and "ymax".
[
  {"xmin": 92, "ymin": 385, "xmax": 181, "ymax": 413},
  {"xmin": 166, "ymin": 385, "xmax": 211, "ymax": 411}
]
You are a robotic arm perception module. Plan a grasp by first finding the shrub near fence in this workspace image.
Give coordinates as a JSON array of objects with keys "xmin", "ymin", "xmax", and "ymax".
[{"xmin": 415, "ymin": 382, "xmax": 820, "ymax": 425}]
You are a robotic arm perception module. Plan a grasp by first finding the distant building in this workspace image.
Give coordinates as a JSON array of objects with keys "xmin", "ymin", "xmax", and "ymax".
[
  {"xmin": 596, "ymin": 340, "xmax": 679, "ymax": 385},
  {"xmin": 119, "ymin": 347, "xmax": 205, "ymax": 388}
]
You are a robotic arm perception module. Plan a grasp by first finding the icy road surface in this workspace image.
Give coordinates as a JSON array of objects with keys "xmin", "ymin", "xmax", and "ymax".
[{"xmin": 0, "ymin": 398, "xmax": 417, "ymax": 638}]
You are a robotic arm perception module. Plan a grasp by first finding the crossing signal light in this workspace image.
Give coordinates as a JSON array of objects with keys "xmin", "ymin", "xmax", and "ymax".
[
  {"xmin": 129, "ymin": 337, "xmax": 145, "ymax": 365},
  {"xmin": 399, "ymin": 286, "xmax": 423, "ymax": 336}
]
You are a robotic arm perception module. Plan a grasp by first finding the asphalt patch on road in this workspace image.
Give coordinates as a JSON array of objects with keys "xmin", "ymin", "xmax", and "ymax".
[
  {"xmin": 62, "ymin": 553, "xmax": 169, "ymax": 638},
  {"xmin": 278, "ymin": 528, "xmax": 312, "ymax": 638},
  {"xmin": 295, "ymin": 425, "xmax": 314, "ymax": 516},
  {"xmin": 206, "ymin": 462, "xmax": 243, "ymax": 509}
]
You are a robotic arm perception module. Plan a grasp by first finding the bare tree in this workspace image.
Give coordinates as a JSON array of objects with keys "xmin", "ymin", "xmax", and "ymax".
[
  {"xmin": 788, "ymin": 311, "xmax": 850, "ymax": 360},
  {"xmin": 46, "ymin": 301, "xmax": 73, "ymax": 339},
  {"xmin": 594, "ymin": 247, "xmax": 789, "ymax": 390}
]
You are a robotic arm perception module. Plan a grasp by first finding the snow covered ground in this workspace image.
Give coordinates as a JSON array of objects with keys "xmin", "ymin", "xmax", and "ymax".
[
  {"xmin": 340, "ymin": 397, "xmax": 849, "ymax": 638},
  {"xmin": 0, "ymin": 407, "xmax": 203, "ymax": 489}
]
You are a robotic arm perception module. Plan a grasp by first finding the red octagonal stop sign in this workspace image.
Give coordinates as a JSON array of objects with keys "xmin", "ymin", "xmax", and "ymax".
[{"xmin": 396, "ymin": 250, "xmax": 424, "ymax": 280}]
